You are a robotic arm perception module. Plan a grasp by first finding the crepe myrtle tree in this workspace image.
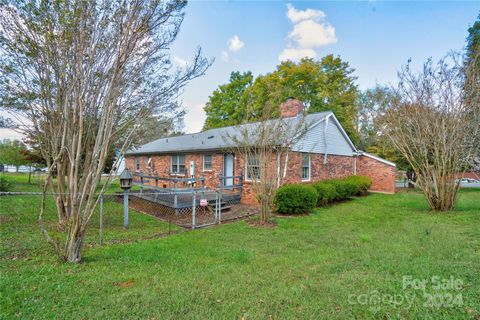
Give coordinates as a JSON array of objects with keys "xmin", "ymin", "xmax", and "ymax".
[
  {"xmin": 0, "ymin": 0, "xmax": 211, "ymax": 262},
  {"xmin": 379, "ymin": 54, "xmax": 480, "ymax": 211},
  {"xmin": 225, "ymin": 102, "xmax": 310, "ymax": 224}
]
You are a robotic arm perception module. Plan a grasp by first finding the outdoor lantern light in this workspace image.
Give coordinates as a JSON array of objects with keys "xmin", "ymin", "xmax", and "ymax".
[
  {"xmin": 119, "ymin": 169, "xmax": 133, "ymax": 229},
  {"xmin": 119, "ymin": 169, "xmax": 133, "ymax": 190}
]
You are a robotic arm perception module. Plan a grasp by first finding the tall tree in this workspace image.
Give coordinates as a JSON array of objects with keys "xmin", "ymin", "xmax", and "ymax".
[
  {"xmin": 203, "ymin": 71, "xmax": 253, "ymax": 130},
  {"xmin": 380, "ymin": 56, "xmax": 480, "ymax": 211},
  {"xmin": 0, "ymin": 0, "xmax": 211, "ymax": 262},
  {"xmin": 224, "ymin": 100, "xmax": 309, "ymax": 225},
  {"xmin": 355, "ymin": 85, "xmax": 397, "ymax": 150},
  {"xmin": 203, "ymin": 56, "xmax": 359, "ymax": 141},
  {"xmin": 465, "ymin": 14, "xmax": 480, "ymax": 171},
  {"xmin": 466, "ymin": 14, "xmax": 480, "ymax": 67}
]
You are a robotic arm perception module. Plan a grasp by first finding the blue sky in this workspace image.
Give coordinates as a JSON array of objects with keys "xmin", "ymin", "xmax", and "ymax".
[{"xmin": 170, "ymin": 1, "xmax": 479, "ymax": 132}]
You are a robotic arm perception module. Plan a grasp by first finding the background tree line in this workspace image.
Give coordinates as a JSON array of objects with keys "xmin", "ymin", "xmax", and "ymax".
[{"xmin": 203, "ymin": 14, "xmax": 479, "ymax": 174}]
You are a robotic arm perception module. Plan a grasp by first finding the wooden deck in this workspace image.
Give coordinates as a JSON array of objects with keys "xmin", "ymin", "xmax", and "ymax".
[{"xmin": 129, "ymin": 188, "xmax": 241, "ymax": 209}]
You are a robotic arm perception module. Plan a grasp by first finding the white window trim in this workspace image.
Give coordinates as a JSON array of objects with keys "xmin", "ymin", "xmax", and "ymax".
[
  {"xmin": 147, "ymin": 156, "xmax": 152, "ymax": 169},
  {"xmin": 171, "ymin": 154, "xmax": 186, "ymax": 174},
  {"xmin": 244, "ymin": 154, "xmax": 260, "ymax": 182},
  {"xmin": 203, "ymin": 154, "xmax": 213, "ymax": 172},
  {"xmin": 301, "ymin": 153, "xmax": 311, "ymax": 182}
]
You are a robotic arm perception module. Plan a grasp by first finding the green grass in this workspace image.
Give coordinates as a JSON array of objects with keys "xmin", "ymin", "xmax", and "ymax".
[{"xmin": 1, "ymin": 174, "xmax": 479, "ymax": 319}]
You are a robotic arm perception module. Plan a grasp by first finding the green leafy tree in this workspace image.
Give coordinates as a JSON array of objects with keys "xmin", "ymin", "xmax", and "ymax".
[
  {"xmin": 466, "ymin": 14, "xmax": 479, "ymax": 67},
  {"xmin": 0, "ymin": 139, "xmax": 28, "ymax": 172},
  {"xmin": 203, "ymin": 56, "xmax": 359, "ymax": 141},
  {"xmin": 465, "ymin": 14, "xmax": 480, "ymax": 171},
  {"xmin": 355, "ymin": 85, "xmax": 398, "ymax": 150},
  {"xmin": 203, "ymin": 71, "xmax": 254, "ymax": 130}
]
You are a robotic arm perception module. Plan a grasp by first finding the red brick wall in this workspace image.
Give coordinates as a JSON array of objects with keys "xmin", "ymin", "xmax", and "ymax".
[
  {"xmin": 125, "ymin": 151, "xmax": 396, "ymax": 206},
  {"xmin": 125, "ymin": 153, "xmax": 226, "ymax": 190},
  {"xmin": 357, "ymin": 155, "xmax": 396, "ymax": 194}
]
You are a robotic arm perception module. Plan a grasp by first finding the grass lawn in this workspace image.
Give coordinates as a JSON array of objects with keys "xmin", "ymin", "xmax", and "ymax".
[{"xmin": 1, "ymin": 173, "xmax": 479, "ymax": 319}]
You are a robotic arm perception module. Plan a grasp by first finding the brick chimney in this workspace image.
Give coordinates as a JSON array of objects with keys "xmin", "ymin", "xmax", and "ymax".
[{"xmin": 279, "ymin": 97, "xmax": 304, "ymax": 118}]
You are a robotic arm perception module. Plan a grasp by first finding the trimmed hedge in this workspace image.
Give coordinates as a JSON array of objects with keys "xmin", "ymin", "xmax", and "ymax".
[
  {"xmin": 312, "ymin": 176, "xmax": 372, "ymax": 205},
  {"xmin": 274, "ymin": 184, "xmax": 318, "ymax": 214},
  {"xmin": 274, "ymin": 175, "xmax": 372, "ymax": 213},
  {"xmin": 344, "ymin": 176, "xmax": 372, "ymax": 195},
  {"xmin": 312, "ymin": 182, "xmax": 337, "ymax": 205}
]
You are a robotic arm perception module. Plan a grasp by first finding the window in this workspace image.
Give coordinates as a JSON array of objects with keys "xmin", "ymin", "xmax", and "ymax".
[
  {"xmin": 203, "ymin": 154, "xmax": 213, "ymax": 171},
  {"xmin": 135, "ymin": 157, "xmax": 140, "ymax": 171},
  {"xmin": 301, "ymin": 153, "xmax": 310, "ymax": 181},
  {"xmin": 246, "ymin": 154, "xmax": 260, "ymax": 180},
  {"xmin": 171, "ymin": 155, "xmax": 186, "ymax": 174},
  {"xmin": 147, "ymin": 156, "xmax": 152, "ymax": 169}
]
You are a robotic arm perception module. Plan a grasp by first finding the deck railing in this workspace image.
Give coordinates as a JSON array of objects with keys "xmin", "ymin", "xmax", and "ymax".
[{"xmin": 132, "ymin": 171, "xmax": 206, "ymax": 193}]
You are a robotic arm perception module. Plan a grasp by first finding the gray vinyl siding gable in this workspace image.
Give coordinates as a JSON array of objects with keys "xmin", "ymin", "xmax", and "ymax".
[
  {"xmin": 292, "ymin": 117, "xmax": 354, "ymax": 156},
  {"xmin": 324, "ymin": 120, "xmax": 355, "ymax": 156}
]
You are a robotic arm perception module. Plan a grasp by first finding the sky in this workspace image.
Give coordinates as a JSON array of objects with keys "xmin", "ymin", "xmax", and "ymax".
[
  {"xmin": 169, "ymin": 1, "xmax": 479, "ymax": 133},
  {"xmin": 1, "ymin": 1, "xmax": 478, "ymax": 140}
]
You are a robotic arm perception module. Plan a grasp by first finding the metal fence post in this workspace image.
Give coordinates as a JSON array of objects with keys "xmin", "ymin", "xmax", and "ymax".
[
  {"xmin": 192, "ymin": 191, "xmax": 196, "ymax": 230},
  {"xmin": 218, "ymin": 190, "xmax": 222, "ymax": 224},
  {"xmin": 124, "ymin": 189, "xmax": 129, "ymax": 229},
  {"xmin": 174, "ymin": 193, "xmax": 178, "ymax": 215},
  {"xmin": 99, "ymin": 194, "xmax": 103, "ymax": 245}
]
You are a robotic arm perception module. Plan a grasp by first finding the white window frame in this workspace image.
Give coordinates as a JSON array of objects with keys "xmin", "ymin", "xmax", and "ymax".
[
  {"xmin": 203, "ymin": 154, "xmax": 213, "ymax": 171},
  {"xmin": 171, "ymin": 154, "xmax": 186, "ymax": 174},
  {"xmin": 245, "ymin": 154, "xmax": 260, "ymax": 181},
  {"xmin": 301, "ymin": 153, "xmax": 310, "ymax": 181},
  {"xmin": 147, "ymin": 156, "xmax": 152, "ymax": 169}
]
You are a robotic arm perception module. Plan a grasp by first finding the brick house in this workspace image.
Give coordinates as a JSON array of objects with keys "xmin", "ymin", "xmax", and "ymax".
[{"xmin": 125, "ymin": 98, "xmax": 396, "ymax": 205}]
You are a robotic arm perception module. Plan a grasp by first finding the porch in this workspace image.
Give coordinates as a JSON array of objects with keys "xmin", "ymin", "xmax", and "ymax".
[{"xmin": 129, "ymin": 172, "xmax": 244, "ymax": 215}]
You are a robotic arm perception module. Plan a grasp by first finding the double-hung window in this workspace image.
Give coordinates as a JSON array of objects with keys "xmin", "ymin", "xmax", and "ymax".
[
  {"xmin": 171, "ymin": 155, "xmax": 186, "ymax": 174},
  {"xmin": 301, "ymin": 153, "xmax": 310, "ymax": 181},
  {"xmin": 246, "ymin": 154, "xmax": 260, "ymax": 180},
  {"xmin": 203, "ymin": 154, "xmax": 213, "ymax": 171}
]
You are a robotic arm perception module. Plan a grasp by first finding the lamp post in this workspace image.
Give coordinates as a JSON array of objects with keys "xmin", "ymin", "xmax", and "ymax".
[{"xmin": 119, "ymin": 169, "xmax": 133, "ymax": 229}]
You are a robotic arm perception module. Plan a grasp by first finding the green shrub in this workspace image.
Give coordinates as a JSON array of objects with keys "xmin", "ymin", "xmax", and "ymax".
[
  {"xmin": 322, "ymin": 179, "xmax": 348, "ymax": 200},
  {"xmin": 321, "ymin": 178, "xmax": 358, "ymax": 200},
  {"xmin": 274, "ymin": 184, "xmax": 318, "ymax": 214},
  {"xmin": 0, "ymin": 176, "xmax": 12, "ymax": 192},
  {"xmin": 343, "ymin": 180, "xmax": 358, "ymax": 197},
  {"xmin": 312, "ymin": 182, "xmax": 337, "ymax": 205},
  {"xmin": 345, "ymin": 176, "xmax": 372, "ymax": 195}
]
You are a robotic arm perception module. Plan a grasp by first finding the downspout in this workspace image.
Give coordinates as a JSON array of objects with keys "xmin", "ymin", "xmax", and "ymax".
[
  {"xmin": 354, "ymin": 152, "xmax": 357, "ymax": 175},
  {"xmin": 277, "ymin": 153, "xmax": 281, "ymax": 187},
  {"xmin": 323, "ymin": 115, "xmax": 330, "ymax": 164},
  {"xmin": 283, "ymin": 151, "xmax": 289, "ymax": 179}
]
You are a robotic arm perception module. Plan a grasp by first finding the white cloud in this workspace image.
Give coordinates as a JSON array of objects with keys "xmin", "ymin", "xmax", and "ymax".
[
  {"xmin": 221, "ymin": 50, "xmax": 229, "ymax": 62},
  {"xmin": 228, "ymin": 35, "xmax": 245, "ymax": 52},
  {"xmin": 278, "ymin": 48, "xmax": 317, "ymax": 62},
  {"xmin": 286, "ymin": 3, "xmax": 326, "ymax": 23},
  {"xmin": 288, "ymin": 19, "xmax": 337, "ymax": 49},
  {"xmin": 279, "ymin": 4, "xmax": 337, "ymax": 62},
  {"xmin": 173, "ymin": 56, "xmax": 188, "ymax": 70}
]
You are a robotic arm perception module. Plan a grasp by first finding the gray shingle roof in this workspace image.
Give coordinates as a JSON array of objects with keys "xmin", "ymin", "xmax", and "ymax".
[{"xmin": 125, "ymin": 111, "xmax": 332, "ymax": 155}]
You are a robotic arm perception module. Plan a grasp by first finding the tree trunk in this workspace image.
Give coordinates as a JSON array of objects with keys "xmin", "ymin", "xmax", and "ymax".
[
  {"xmin": 56, "ymin": 198, "xmax": 68, "ymax": 225},
  {"xmin": 28, "ymin": 166, "xmax": 32, "ymax": 184},
  {"xmin": 64, "ymin": 223, "xmax": 85, "ymax": 263}
]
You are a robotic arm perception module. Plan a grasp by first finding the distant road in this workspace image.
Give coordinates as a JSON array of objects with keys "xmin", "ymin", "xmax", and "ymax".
[{"xmin": 396, "ymin": 181, "xmax": 480, "ymax": 189}]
